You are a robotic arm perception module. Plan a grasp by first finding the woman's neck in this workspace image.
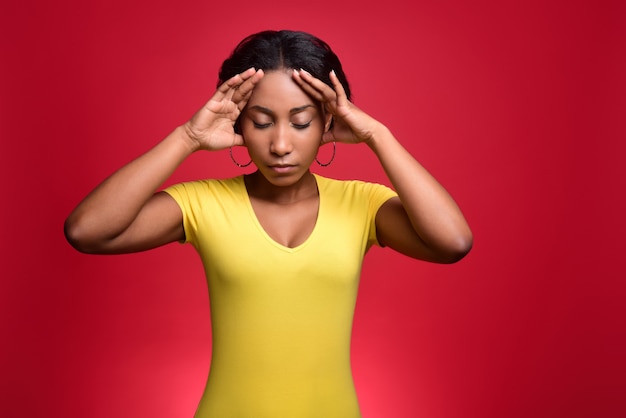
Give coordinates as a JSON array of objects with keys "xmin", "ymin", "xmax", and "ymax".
[{"xmin": 244, "ymin": 170, "xmax": 318, "ymax": 205}]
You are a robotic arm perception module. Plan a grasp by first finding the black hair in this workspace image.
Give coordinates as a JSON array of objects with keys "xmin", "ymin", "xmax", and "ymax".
[{"xmin": 218, "ymin": 30, "xmax": 351, "ymax": 100}]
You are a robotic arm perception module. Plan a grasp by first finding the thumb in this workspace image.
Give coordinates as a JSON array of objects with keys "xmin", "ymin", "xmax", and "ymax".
[
  {"xmin": 321, "ymin": 130, "xmax": 336, "ymax": 145},
  {"xmin": 231, "ymin": 133, "xmax": 246, "ymax": 147}
]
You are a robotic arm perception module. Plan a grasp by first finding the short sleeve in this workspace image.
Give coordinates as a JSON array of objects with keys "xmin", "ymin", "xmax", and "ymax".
[
  {"xmin": 363, "ymin": 182, "xmax": 397, "ymax": 248},
  {"xmin": 163, "ymin": 181, "xmax": 207, "ymax": 246}
]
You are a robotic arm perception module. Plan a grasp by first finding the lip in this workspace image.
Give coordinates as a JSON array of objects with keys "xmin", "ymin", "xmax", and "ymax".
[{"xmin": 268, "ymin": 164, "xmax": 297, "ymax": 174}]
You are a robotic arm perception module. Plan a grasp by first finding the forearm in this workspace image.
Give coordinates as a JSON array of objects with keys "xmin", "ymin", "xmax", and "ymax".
[
  {"xmin": 367, "ymin": 124, "xmax": 473, "ymax": 254},
  {"xmin": 65, "ymin": 126, "xmax": 196, "ymax": 242}
]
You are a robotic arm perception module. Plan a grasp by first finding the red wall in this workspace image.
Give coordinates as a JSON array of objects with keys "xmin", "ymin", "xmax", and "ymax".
[{"xmin": 2, "ymin": 0, "xmax": 625, "ymax": 417}]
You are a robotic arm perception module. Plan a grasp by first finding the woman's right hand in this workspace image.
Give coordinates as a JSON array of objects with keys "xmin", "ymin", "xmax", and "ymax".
[{"xmin": 183, "ymin": 68, "xmax": 265, "ymax": 151}]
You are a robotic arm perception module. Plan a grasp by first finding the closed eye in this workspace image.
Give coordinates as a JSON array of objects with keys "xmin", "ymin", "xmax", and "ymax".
[
  {"xmin": 291, "ymin": 121, "xmax": 312, "ymax": 129},
  {"xmin": 253, "ymin": 122, "xmax": 273, "ymax": 129}
]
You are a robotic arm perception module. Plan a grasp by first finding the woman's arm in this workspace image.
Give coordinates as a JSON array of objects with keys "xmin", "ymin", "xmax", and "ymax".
[
  {"xmin": 64, "ymin": 127, "xmax": 194, "ymax": 254},
  {"xmin": 368, "ymin": 126, "xmax": 473, "ymax": 263},
  {"xmin": 293, "ymin": 69, "xmax": 472, "ymax": 263},
  {"xmin": 65, "ymin": 68, "xmax": 265, "ymax": 254}
]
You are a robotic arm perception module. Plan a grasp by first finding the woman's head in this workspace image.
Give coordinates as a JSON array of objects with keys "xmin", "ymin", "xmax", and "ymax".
[{"xmin": 218, "ymin": 30, "xmax": 351, "ymax": 100}]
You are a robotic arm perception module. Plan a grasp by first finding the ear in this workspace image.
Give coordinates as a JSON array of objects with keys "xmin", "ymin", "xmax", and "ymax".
[{"xmin": 324, "ymin": 114, "xmax": 333, "ymax": 132}]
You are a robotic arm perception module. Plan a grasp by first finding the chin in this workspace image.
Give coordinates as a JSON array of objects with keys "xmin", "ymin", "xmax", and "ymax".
[
  {"xmin": 267, "ymin": 174, "xmax": 302, "ymax": 187},
  {"xmin": 261, "ymin": 167, "xmax": 310, "ymax": 186}
]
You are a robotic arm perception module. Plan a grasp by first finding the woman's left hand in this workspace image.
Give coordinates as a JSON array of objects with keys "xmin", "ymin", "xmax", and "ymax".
[{"xmin": 292, "ymin": 69, "xmax": 382, "ymax": 145}]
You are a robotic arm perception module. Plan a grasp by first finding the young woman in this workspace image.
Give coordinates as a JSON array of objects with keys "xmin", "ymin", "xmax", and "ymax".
[{"xmin": 65, "ymin": 30, "xmax": 472, "ymax": 417}]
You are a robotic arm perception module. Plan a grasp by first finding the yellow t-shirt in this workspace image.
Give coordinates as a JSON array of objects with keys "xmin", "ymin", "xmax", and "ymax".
[{"xmin": 165, "ymin": 174, "xmax": 397, "ymax": 418}]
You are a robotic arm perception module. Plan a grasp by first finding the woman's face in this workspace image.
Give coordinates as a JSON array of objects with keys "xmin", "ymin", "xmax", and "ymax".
[{"xmin": 240, "ymin": 70, "xmax": 330, "ymax": 187}]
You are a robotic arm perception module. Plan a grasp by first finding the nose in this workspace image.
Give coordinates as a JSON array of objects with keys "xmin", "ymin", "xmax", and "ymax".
[{"xmin": 270, "ymin": 124, "xmax": 293, "ymax": 156}]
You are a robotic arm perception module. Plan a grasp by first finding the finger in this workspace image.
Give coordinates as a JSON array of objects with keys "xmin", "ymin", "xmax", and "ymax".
[
  {"xmin": 209, "ymin": 69, "xmax": 261, "ymax": 112},
  {"xmin": 228, "ymin": 67, "xmax": 257, "ymax": 87},
  {"xmin": 292, "ymin": 69, "xmax": 335, "ymax": 102},
  {"xmin": 292, "ymin": 69, "xmax": 324, "ymax": 101},
  {"xmin": 215, "ymin": 67, "xmax": 258, "ymax": 98},
  {"xmin": 329, "ymin": 70, "xmax": 348, "ymax": 106},
  {"xmin": 232, "ymin": 69, "xmax": 264, "ymax": 110}
]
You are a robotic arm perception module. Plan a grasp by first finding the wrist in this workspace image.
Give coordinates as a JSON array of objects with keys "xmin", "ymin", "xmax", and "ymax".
[
  {"xmin": 177, "ymin": 124, "xmax": 202, "ymax": 153},
  {"xmin": 365, "ymin": 123, "xmax": 393, "ymax": 151}
]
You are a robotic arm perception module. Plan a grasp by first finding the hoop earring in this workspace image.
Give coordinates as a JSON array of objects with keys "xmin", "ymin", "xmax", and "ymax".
[
  {"xmin": 315, "ymin": 142, "xmax": 336, "ymax": 167},
  {"xmin": 229, "ymin": 146, "xmax": 252, "ymax": 167}
]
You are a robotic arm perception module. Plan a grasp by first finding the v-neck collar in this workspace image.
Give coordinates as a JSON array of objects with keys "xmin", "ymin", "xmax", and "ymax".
[{"xmin": 240, "ymin": 174, "xmax": 322, "ymax": 253}]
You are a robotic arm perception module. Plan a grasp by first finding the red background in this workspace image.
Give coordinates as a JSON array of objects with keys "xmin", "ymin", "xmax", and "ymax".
[{"xmin": 2, "ymin": 0, "xmax": 625, "ymax": 417}]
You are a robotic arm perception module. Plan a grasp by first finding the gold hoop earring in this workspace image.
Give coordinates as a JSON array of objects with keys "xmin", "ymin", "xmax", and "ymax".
[
  {"xmin": 229, "ymin": 146, "xmax": 252, "ymax": 167},
  {"xmin": 315, "ymin": 142, "xmax": 336, "ymax": 167}
]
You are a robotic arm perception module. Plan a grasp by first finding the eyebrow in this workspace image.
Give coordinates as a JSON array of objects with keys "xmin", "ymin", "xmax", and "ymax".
[{"xmin": 248, "ymin": 104, "xmax": 315, "ymax": 115}]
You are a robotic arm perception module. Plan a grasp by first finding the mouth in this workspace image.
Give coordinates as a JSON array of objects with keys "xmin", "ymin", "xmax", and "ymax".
[{"xmin": 268, "ymin": 164, "xmax": 297, "ymax": 174}]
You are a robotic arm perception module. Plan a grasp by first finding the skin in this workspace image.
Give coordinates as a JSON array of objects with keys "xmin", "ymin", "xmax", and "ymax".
[
  {"xmin": 65, "ymin": 67, "xmax": 473, "ymax": 263},
  {"xmin": 239, "ymin": 70, "xmax": 330, "ymax": 248}
]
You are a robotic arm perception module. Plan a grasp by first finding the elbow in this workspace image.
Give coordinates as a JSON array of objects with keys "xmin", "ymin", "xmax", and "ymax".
[
  {"xmin": 428, "ymin": 230, "xmax": 472, "ymax": 264},
  {"xmin": 64, "ymin": 217, "xmax": 90, "ymax": 253},
  {"xmin": 448, "ymin": 235, "xmax": 474, "ymax": 264},
  {"xmin": 440, "ymin": 232, "xmax": 473, "ymax": 264},
  {"xmin": 64, "ymin": 216, "xmax": 104, "ymax": 254}
]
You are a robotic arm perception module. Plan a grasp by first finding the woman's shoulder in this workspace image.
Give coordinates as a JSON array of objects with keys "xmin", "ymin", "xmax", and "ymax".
[
  {"xmin": 314, "ymin": 175, "xmax": 397, "ymax": 209},
  {"xmin": 163, "ymin": 175, "xmax": 245, "ymax": 199},
  {"xmin": 314, "ymin": 174, "xmax": 394, "ymax": 194},
  {"xmin": 167, "ymin": 175, "xmax": 243, "ymax": 189}
]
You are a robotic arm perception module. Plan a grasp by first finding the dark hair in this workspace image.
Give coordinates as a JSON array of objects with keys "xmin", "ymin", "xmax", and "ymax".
[{"xmin": 218, "ymin": 30, "xmax": 351, "ymax": 100}]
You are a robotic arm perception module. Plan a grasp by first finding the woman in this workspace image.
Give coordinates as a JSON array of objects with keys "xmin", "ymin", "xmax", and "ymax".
[{"xmin": 65, "ymin": 30, "xmax": 472, "ymax": 417}]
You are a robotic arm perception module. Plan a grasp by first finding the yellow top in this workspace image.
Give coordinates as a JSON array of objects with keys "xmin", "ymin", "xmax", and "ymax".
[{"xmin": 165, "ymin": 174, "xmax": 397, "ymax": 418}]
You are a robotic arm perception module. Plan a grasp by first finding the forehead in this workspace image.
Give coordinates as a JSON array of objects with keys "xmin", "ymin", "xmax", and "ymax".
[{"xmin": 246, "ymin": 70, "xmax": 315, "ymax": 111}]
